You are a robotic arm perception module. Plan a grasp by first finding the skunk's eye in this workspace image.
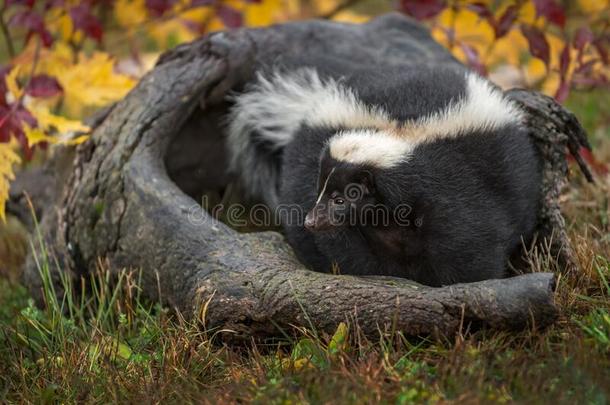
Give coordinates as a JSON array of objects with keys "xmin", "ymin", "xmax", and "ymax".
[{"xmin": 334, "ymin": 197, "xmax": 345, "ymax": 205}]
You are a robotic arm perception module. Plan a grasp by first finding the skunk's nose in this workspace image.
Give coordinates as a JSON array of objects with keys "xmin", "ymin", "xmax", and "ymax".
[
  {"xmin": 304, "ymin": 213, "xmax": 316, "ymax": 230},
  {"xmin": 305, "ymin": 209, "xmax": 332, "ymax": 231}
]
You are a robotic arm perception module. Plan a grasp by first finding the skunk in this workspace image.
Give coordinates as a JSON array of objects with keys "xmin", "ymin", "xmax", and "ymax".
[{"xmin": 226, "ymin": 65, "xmax": 542, "ymax": 286}]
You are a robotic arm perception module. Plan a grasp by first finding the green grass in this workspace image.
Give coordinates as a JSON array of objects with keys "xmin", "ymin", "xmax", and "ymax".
[
  {"xmin": 0, "ymin": 256, "xmax": 609, "ymax": 403},
  {"xmin": 1, "ymin": 90, "xmax": 609, "ymax": 403}
]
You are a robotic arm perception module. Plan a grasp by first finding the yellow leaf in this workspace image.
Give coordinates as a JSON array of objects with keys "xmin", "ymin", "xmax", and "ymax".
[
  {"xmin": 115, "ymin": 0, "xmax": 148, "ymax": 28},
  {"xmin": 45, "ymin": 8, "xmax": 74, "ymax": 42},
  {"xmin": 244, "ymin": 0, "xmax": 284, "ymax": 27},
  {"xmin": 206, "ymin": 16, "xmax": 227, "ymax": 32},
  {"xmin": 433, "ymin": 7, "xmax": 495, "ymax": 62},
  {"xmin": 541, "ymin": 71, "xmax": 560, "ymax": 96},
  {"xmin": 24, "ymin": 114, "xmax": 90, "ymax": 146},
  {"xmin": 40, "ymin": 46, "xmax": 136, "ymax": 116},
  {"xmin": 36, "ymin": 356, "xmax": 64, "ymax": 367},
  {"xmin": 29, "ymin": 103, "xmax": 90, "ymax": 134},
  {"xmin": 578, "ymin": 0, "xmax": 609, "ymax": 13},
  {"xmin": 147, "ymin": 7, "xmax": 213, "ymax": 47},
  {"xmin": 283, "ymin": 0, "xmax": 301, "ymax": 17},
  {"xmin": 431, "ymin": 26, "xmax": 449, "ymax": 48},
  {"xmin": 524, "ymin": 58, "xmax": 547, "ymax": 86},
  {"xmin": 57, "ymin": 14, "xmax": 74, "ymax": 42},
  {"xmin": 66, "ymin": 134, "xmax": 90, "ymax": 145},
  {"xmin": 517, "ymin": 1, "xmax": 537, "ymax": 25},
  {"xmin": 23, "ymin": 125, "xmax": 53, "ymax": 146},
  {"xmin": 23, "ymin": 124, "xmax": 88, "ymax": 147},
  {"xmin": 0, "ymin": 143, "xmax": 21, "ymax": 223},
  {"xmin": 546, "ymin": 32, "xmax": 566, "ymax": 68},
  {"xmin": 281, "ymin": 356, "xmax": 315, "ymax": 371},
  {"xmin": 312, "ymin": 0, "xmax": 341, "ymax": 16},
  {"xmin": 6, "ymin": 66, "xmax": 23, "ymax": 100},
  {"xmin": 147, "ymin": 19, "xmax": 198, "ymax": 47},
  {"xmin": 485, "ymin": 28, "xmax": 529, "ymax": 66},
  {"xmin": 331, "ymin": 10, "xmax": 370, "ymax": 24}
]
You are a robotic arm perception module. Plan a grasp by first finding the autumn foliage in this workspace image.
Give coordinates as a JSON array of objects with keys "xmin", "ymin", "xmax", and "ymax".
[
  {"xmin": 0, "ymin": 0, "xmax": 608, "ymax": 221},
  {"xmin": 403, "ymin": 0, "xmax": 609, "ymax": 102}
]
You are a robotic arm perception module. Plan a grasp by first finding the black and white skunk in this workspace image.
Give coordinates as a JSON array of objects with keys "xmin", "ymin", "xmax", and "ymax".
[{"xmin": 226, "ymin": 65, "xmax": 542, "ymax": 286}]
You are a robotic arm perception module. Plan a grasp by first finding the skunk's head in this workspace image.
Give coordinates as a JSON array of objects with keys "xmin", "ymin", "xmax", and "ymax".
[
  {"xmin": 305, "ymin": 130, "xmax": 403, "ymax": 232},
  {"xmin": 304, "ymin": 158, "xmax": 377, "ymax": 232}
]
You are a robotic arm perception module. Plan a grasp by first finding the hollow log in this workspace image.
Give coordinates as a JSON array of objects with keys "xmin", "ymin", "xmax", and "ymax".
[{"xmin": 19, "ymin": 13, "xmax": 592, "ymax": 339}]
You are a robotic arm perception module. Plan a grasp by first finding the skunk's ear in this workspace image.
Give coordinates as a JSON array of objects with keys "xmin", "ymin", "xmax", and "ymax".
[{"xmin": 358, "ymin": 170, "xmax": 375, "ymax": 195}]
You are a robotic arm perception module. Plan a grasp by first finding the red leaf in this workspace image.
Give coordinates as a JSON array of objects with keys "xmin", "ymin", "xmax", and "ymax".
[
  {"xmin": 554, "ymin": 79, "xmax": 569, "ymax": 103},
  {"xmin": 9, "ymin": 10, "xmax": 53, "ymax": 47},
  {"xmin": 0, "ymin": 104, "xmax": 37, "ymax": 152},
  {"xmin": 180, "ymin": 18, "xmax": 202, "ymax": 34},
  {"xmin": 521, "ymin": 25, "xmax": 550, "ymax": 66},
  {"xmin": 14, "ymin": 106, "xmax": 37, "ymax": 161},
  {"xmin": 5, "ymin": 0, "xmax": 36, "ymax": 8},
  {"xmin": 400, "ymin": 0, "xmax": 446, "ymax": 21},
  {"xmin": 0, "ymin": 66, "xmax": 10, "ymax": 106},
  {"xmin": 25, "ymin": 74, "xmax": 63, "ymax": 98},
  {"xmin": 9, "ymin": 9, "xmax": 43, "ymax": 30},
  {"xmin": 574, "ymin": 59, "xmax": 597, "ymax": 75},
  {"xmin": 90, "ymin": 0, "xmax": 114, "ymax": 6},
  {"xmin": 14, "ymin": 105, "xmax": 36, "ymax": 128},
  {"xmin": 467, "ymin": 2, "xmax": 493, "ymax": 20},
  {"xmin": 578, "ymin": 147, "xmax": 609, "ymax": 176},
  {"xmin": 39, "ymin": 29, "xmax": 53, "ymax": 47},
  {"xmin": 0, "ymin": 107, "xmax": 10, "ymax": 143},
  {"xmin": 217, "ymin": 4, "xmax": 242, "ymax": 28},
  {"xmin": 574, "ymin": 27, "xmax": 594, "ymax": 51},
  {"xmin": 559, "ymin": 44, "xmax": 570, "ymax": 78},
  {"xmin": 9, "ymin": 9, "xmax": 54, "ymax": 47},
  {"xmin": 533, "ymin": 0, "xmax": 566, "ymax": 27},
  {"xmin": 69, "ymin": 5, "xmax": 103, "ymax": 42},
  {"xmin": 495, "ymin": 5, "xmax": 518, "ymax": 38},
  {"xmin": 44, "ymin": 0, "xmax": 66, "ymax": 10},
  {"xmin": 15, "ymin": 129, "xmax": 33, "ymax": 160},
  {"xmin": 145, "ymin": 0, "xmax": 177, "ymax": 16},
  {"xmin": 460, "ymin": 43, "xmax": 487, "ymax": 76}
]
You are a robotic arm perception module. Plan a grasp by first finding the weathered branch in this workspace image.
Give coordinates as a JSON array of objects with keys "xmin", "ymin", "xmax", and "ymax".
[{"xmin": 506, "ymin": 89, "xmax": 592, "ymax": 272}]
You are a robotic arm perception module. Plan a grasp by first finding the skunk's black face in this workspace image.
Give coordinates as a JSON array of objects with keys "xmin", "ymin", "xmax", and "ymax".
[{"xmin": 304, "ymin": 157, "xmax": 377, "ymax": 232}]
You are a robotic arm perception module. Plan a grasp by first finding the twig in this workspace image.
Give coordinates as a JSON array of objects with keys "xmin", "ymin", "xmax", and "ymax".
[
  {"xmin": 0, "ymin": 9, "xmax": 16, "ymax": 59},
  {"xmin": 25, "ymin": 37, "xmax": 42, "ymax": 85}
]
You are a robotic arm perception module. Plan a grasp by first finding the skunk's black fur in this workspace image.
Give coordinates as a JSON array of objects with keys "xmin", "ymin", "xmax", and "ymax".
[{"xmin": 227, "ymin": 65, "xmax": 542, "ymax": 286}]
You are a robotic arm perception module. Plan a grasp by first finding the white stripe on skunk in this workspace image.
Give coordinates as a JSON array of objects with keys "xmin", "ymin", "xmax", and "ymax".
[
  {"xmin": 328, "ymin": 129, "xmax": 414, "ymax": 168},
  {"xmin": 227, "ymin": 67, "xmax": 523, "ymax": 205},
  {"xmin": 399, "ymin": 73, "xmax": 524, "ymax": 143},
  {"xmin": 228, "ymin": 68, "xmax": 390, "ymax": 148},
  {"xmin": 327, "ymin": 73, "xmax": 524, "ymax": 168}
]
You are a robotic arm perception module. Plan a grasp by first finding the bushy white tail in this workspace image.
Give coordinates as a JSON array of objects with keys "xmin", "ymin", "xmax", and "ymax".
[{"xmin": 226, "ymin": 68, "xmax": 389, "ymax": 206}]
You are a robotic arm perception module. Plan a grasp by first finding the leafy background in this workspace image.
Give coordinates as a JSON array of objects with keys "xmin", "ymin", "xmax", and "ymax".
[
  {"xmin": 0, "ymin": 0, "xmax": 609, "ymax": 403},
  {"xmin": 0, "ymin": 0, "xmax": 609, "ymax": 219}
]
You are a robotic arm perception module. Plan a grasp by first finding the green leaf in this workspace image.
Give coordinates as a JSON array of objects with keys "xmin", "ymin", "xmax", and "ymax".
[
  {"xmin": 291, "ymin": 338, "xmax": 328, "ymax": 370},
  {"xmin": 328, "ymin": 322, "xmax": 348, "ymax": 355}
]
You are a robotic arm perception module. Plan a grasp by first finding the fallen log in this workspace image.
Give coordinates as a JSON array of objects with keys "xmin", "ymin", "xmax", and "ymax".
[{"xmin": 19, "ymin": 13, "xmax": 592, "ymax": 339}]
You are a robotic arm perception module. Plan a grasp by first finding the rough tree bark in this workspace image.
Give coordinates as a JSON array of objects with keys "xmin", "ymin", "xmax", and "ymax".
[{"xmin": 18, "ymin": 13, "xmax": 592, "ymax": 339}]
